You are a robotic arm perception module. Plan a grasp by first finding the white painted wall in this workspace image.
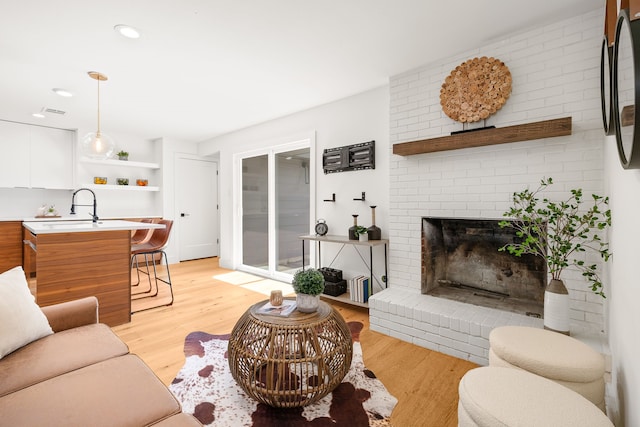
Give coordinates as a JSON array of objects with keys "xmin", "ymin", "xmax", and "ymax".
[
  {"xmin": 198, "ymin": 86, "xmax": 389, "ymax": 283},
  {"xmin": 604, "ymin": 135, "xmax": 640, "ymax": 427}
]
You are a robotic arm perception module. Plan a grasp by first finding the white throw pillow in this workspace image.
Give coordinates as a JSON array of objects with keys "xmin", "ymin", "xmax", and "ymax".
[{"xmin": 0, "ymin": 266, "xmax": 53, "ymax": 358}]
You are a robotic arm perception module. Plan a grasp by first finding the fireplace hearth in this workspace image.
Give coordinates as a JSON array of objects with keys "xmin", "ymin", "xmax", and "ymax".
[{"xmin": 422, "ymin": 217, "xmax": 545, "ymax": 317}]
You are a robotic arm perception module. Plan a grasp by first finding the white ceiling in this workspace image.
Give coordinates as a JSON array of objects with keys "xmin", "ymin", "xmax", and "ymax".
[{"xmin": 0, "ymin": 0, "xmax": 602, "ymax": 143}]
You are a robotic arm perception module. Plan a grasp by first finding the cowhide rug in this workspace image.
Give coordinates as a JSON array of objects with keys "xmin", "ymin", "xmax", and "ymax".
[{"xmin": 169, "ymin": 321, "xmax": 397, "ymax": 426}]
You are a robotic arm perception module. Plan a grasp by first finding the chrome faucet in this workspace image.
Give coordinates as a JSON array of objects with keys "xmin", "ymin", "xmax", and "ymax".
[{"xmin": 70, "ymin": 188, "xmax": 99, "ymax": 223}]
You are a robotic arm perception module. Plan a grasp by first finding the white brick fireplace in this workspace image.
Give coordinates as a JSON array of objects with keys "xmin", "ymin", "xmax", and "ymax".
[{"xmin": 369, "ymin": 9, "xmax": 608, "ymax": 364}]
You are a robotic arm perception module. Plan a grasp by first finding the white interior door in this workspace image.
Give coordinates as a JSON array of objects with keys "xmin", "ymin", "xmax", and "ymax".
[{"xmin": 176, "ymin": 156, "xmax": 218, "ymax": 261}]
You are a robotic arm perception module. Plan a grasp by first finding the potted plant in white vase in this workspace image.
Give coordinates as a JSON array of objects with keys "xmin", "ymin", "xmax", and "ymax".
[
  {"xmin": 499, "ymin": 177, "xmax": 611, "ymax": 335},
  {"xmin": 292, "ymin": 268, "xmax": 325, "ymax": 313},
  {"xmin": 355, "ymin": 226, "xmax": 369, "ymax": 242}
]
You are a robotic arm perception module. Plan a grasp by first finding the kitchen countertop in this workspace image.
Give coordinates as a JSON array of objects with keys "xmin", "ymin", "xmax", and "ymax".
[
  {"xmin": 0, "ymin": 216, "xmax": 162, "ymax": 222},
  {"xmin": 23, "ymin": 219, "xmax": 165, "ymax": 234}
]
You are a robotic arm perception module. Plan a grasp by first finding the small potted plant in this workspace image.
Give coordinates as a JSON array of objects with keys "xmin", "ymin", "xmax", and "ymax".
[
  {"xmin": 292, "ymin": 268, "xmax": 325, "ymax": 313},
  {"xmin": 117, "ymin": 150, "xmax": 129, "ymax": 161},
  {"xmin": 355, "ymin": 226, "xmax": 369, "ymax": 242},
  {"xmin": 45, "ymin": 205, "xmax": 58, "ymax": 216},
  {"xmin": 499, "ymin": 177, "xmax": 611, "ymax": 335}
]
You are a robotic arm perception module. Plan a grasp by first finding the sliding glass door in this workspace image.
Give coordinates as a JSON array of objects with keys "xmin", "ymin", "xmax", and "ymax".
[
  {"xmin": 241, "ymin": 155, "xmax": 269, "ymax": 270},
  {"xmin": 238, "ymin": 139, "xmax": 312, "ymax": 279}
]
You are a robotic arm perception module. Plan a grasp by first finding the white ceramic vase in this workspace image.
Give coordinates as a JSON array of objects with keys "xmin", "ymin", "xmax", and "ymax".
[
  {"xmin": 544, "ymin": 279, "xmax": 570, "ymax": 335},
  {"xmin": 296, "ymin": 293, "xmax": 320, "ymax": 313}
]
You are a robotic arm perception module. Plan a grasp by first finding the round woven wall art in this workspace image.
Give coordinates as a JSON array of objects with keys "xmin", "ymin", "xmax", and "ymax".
[{"xmin": 440, "ymin": 56, "xmax": 512, "ymax": 123}]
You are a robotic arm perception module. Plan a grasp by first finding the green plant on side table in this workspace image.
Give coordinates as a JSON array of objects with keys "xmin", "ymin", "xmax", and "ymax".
[
  {"xmin": 292, "ymin": 268, "xmax": 325, "ymax": 313},
  {"xmin": 499, "ymin": 177, "xmax": 611, "ymax": 335},
  {"xmin": 117, "ymin": 150, "xmax": 129, "ymax": 161},
  {"xmin": 355, "ymin": 226, "xmax": 368, "ymax": 241}
]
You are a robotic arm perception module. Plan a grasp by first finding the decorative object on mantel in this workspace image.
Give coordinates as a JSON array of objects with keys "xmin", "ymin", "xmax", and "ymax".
[
  {"xmin": 392, "ymin": 116, "xmax": 572, "ymax": 156},
  {"xmin": 348, "ymin": 214, "xmax": 359, "ymax": 240},
  {"xmin": 80, "ymin": 71, "xmax": 115, "ymax": 160},
  {"xmin": 367, "ymin": 205, "xmax": 382, "ymax": 240},
  {"xmin": 291, "ymin": 268, "xmax": 325, "ymax": 313},
  {"xmin": 498, "ymin": 177, "xmax": 612, "ymax": 335},
  {"xmin": 440, "ymin": 56, "xmax": 512, "ymax": 124}
]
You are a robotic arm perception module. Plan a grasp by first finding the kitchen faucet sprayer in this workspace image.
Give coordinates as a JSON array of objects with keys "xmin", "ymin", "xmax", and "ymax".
[{"xmin": 70, "ymin": 188, "xmax": 98, "ymax": 223}]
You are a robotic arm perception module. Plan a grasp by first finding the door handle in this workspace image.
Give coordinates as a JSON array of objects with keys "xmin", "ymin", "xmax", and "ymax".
[{"xmin": 180, "ymin": 213, "xmax": 190, "ymax": 217}]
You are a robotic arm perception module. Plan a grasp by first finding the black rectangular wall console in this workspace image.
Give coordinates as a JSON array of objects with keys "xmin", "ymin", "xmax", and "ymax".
[{"xmin": 322, "ymin": 140, "xmax": 375, "ymax": 174}]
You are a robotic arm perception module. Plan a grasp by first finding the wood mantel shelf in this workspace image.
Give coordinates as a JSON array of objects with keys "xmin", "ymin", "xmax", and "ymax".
[{"xmin": 392, "ymin": 116, "xmax": 572, "ymax": 156}]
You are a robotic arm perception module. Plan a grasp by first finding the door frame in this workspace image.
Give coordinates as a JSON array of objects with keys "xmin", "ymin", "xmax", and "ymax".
[
  {"xmin": 174, "ymin": 153, "xmax": 219, "ymax": 261},
  {"xmin": 232, "ymin": 133, "xmax": 316, "ymax": 283}
]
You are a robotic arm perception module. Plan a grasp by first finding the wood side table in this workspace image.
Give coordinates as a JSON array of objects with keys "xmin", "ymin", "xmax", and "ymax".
[{"xmin": 227, "ymin": 299, "xmax": 353, "ymax": 407}]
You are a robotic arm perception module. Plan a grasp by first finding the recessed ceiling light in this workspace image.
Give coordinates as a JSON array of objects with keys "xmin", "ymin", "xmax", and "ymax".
[
  {"xmin": 52, "ymin": 88, "xmax": 73, "ymax": 97},
  {"xmin": 32, "ymin": 113, "xmax": 45, "ymax": 118},
  {"xmin": 114, "ymin": 24, "xmax": 141, "ymax": 39}
]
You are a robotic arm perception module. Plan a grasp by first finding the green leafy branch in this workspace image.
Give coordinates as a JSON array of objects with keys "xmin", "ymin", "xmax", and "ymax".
[{"xmin": 498, "ymin": 177, "xmax": 612, "ymax": 297}]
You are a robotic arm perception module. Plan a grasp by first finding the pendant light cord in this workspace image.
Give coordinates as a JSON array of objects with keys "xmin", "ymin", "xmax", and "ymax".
[{"xmin": 96, "ymin": 76, "xmax": 101, "ymax": 136}]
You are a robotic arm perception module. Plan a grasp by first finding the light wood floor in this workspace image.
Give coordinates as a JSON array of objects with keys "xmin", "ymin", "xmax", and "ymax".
[{"xmin": 112, "ymin": 257, "xmax": 478, "ymax": 427}]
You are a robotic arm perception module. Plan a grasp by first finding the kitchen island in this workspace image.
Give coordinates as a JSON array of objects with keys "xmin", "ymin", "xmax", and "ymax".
[{"xmin": 23, "ymin": 220, "xmax": 165, "ymax": 326}]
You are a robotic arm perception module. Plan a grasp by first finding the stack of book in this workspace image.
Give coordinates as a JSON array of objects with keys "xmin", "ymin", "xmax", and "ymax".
[
  {"xmin": 255, "ymin": 300, "xmax": 297, "ymax": 317},
  {"xmin": 348, "ymin": 275, "xmax": 371, "ymax": 303}
]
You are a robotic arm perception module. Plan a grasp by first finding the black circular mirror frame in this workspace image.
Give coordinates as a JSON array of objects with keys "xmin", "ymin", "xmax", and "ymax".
[
  {"xmin": 601, "ymin": 35, "xmax": 615, "ymax": 135},
  {"xmin": 612, "ymin": 9, "xmax": 640, "ymax": 169}
]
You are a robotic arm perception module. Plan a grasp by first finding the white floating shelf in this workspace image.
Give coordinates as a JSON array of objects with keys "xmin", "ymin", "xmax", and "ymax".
[
  {"xmin": 80, "ymin": 158, "xmax": 160, "ymax": 169},
  {"xmin": 83, "ymin": 184, "xmax": 160, "ymax": 192}
]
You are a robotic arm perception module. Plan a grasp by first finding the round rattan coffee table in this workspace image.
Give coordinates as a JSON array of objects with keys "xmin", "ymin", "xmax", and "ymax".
[{"xmin": 228, "ymin": 298, "xmax": 353, "ymax": 408}]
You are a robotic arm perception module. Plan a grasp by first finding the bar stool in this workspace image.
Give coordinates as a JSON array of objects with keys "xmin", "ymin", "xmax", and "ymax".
[
  {"xmin": 131, "ymin": 219, "xmax": 157, "ymax": 294},
  {"xmin": 131, "ymin": 218, "xmax": 156, "ymax": 244},
  {"xmin": 131, "ymin": 219, "xmax": 174, "ymax": 313}
]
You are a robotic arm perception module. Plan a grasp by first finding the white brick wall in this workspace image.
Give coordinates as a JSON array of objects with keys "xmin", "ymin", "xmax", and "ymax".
[{"xmin": 374, "ymin": 8, "xmax": 607, "ymax": 362}]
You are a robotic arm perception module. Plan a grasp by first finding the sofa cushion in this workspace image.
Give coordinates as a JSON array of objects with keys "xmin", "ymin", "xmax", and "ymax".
[
  {"xmin": 0, "ymin": 323, "xmax": 129, "ymax": 397},
  {"xmin": 0, "ymin": 266, "xmax": 53, "ymax": 359},
  {"xmin": 0, "ymin": 354, "xmax": 182, "ymax": 427}
]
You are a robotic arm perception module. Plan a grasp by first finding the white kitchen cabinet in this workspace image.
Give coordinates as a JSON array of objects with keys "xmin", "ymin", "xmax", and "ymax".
[
  {"xmin": 0, "ymin": 120, "xmax": 74, "ymax": 189},
  {"xmin": 0, "ymin": 121, "xmax": 30, "ymax": 187},
  {"xmin": 30, "ymin": 126, "xmax": 74, "ymax": 189}
]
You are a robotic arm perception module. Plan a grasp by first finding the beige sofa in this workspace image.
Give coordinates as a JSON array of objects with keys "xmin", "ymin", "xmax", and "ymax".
[{"xmin": 0, "ymin": 296, "xmax": 201, "ymax": 426}]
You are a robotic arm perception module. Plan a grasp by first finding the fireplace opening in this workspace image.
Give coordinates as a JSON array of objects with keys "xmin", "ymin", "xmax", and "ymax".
[{"xmin": 422, "ymin": 217, "xmax": 545, "ymax": 317}]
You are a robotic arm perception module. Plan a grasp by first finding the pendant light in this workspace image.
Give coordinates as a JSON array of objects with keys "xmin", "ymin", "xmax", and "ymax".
[{"xmin": 81, "ymin": 71, "xmax": 115, "ymax": 159}]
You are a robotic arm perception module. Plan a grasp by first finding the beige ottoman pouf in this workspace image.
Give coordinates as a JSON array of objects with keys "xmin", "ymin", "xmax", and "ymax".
[
  {"xmin": 458, "ymin": 366, "xmax": 613, "ymax": 427},
  {"xmin": 489, "ymin": 326, "xmax": 606, "ymax": 410}
]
